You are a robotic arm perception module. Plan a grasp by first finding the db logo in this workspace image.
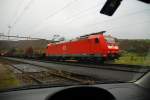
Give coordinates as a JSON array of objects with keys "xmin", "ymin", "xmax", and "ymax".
[{"xmin": 62, "ymin": 45, "xmax": 67, "ymax": 50}]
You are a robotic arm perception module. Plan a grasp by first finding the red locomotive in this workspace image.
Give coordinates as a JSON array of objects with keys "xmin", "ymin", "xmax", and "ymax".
[{"xmin": 45, "ymin": 31, "xmax": 120, "ymax": 62}]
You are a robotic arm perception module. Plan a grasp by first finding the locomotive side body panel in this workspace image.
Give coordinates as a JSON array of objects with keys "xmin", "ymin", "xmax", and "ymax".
[
  {"xmin": 46, "ymin": 33, "xmax": 119, "ymax": 61},
  {"xmin": 89, "ymin": 34, "xmax": 108, "ymax": 57},
  {"xmin": 66, "ymin": 39, "xmax": 91, "ymax": 55},
  {"xmin": 46, "ymin": 34, "xmax": 105, "ymax": 57},
  {"xmin": 46, "ymin": 38, "xmax": 93, "ymax": 56}
]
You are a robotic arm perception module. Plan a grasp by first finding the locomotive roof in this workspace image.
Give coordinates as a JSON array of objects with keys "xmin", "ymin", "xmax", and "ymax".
[
  {"xmin": 80, "ymin": 31, "xmax": 106, "ymax": 38},
  {"xmin": 48, "ymin": 31, "xmax": 106, "ymax": 45}
]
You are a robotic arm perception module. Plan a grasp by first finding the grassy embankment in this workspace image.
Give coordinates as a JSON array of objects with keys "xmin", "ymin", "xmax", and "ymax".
[
  {"xmin": 0, "ymin": 63, "xmax": 20, "ymax": 90},
  {"xmin": 114, "ymin": 52, "xmax": 150, "ymax": 67},
  {"xmin": 114, "ymin": 39, "xmax": 150, "ymax": 67}
]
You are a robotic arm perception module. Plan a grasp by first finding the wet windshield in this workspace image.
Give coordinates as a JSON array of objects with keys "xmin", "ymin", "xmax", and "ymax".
[{"xmin": 0, "ymin": 0, "xmax": 150, "ymax": 91}]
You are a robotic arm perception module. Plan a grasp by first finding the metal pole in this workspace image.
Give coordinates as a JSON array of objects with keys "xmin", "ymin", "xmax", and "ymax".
[{"xmin": 7, "ymin": 26, "xmax": 11, "ymax": 40}]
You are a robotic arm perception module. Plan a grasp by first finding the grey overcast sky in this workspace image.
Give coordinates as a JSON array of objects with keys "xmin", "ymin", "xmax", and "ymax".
[{"xmin": 0, "ymin": 0, "xmax": 150, "ymax": 40}]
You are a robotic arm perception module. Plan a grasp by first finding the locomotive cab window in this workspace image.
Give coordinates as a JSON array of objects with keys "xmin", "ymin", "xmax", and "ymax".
[{"xmin": 95, "ymin": 38, "xmax": 99, "ymax": 44}]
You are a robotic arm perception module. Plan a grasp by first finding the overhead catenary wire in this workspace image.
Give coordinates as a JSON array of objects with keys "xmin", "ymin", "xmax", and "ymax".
[
  {"xmin": 9, "ymin": 0, "xmax": 25, "ymax": 26},
  {"xmin": 31, "ymin": 4, "xmax": 98, "ymax": 34},
  {"xmin": 81, "ymin": 20, "xmax": 150, "ymax": 35},
  {"xmin": 78, "ymin": 8, "xmax": 150, "ymax": 33},
  {"xmin": 70, "ymin": 19, "xmax": 150, "ymax": 40},
  {"xmin": 45, "ymin": 0, "xmax": 78, "ymax": 20},
  {"xmin": 31, "ymin": 0, "xmax": 78, "ymax": 34},
  {"xmin": 62, "ymin": 0, "xmax": 107, "ymax": 24},
  {"xmin": 8, "ymin": 0, "xmax": 150, "ymax": 40},
  {"xmin": 30, "ymin": 1, "xmax": 102, "ymax": 36},
  {"xmin": 60, "ymin": 8, "xmax": 150, "ymax": 28},
  {"xmin": 32, "ymin": 6, "xmax": 150, "ymax": 36},
  {"xmin": 79, "ymin": 8, "xmax": 150, "ymax": 27},
  {"xmin": 48, "ymin": 0, "xmax": 105, "ymax": 25},
  {"xmin": 56, "ymin": 4, "xmax": 99, "ymax": 25},
  {"xmin": 5, "ymin": 0, "xmax": 34, "ymax": 40},
  {"xmin": 11, "ymin": 0, "xmax": 34, "ymax": 27},
  {"xmin": 0, "ymin": 34, "xmax": 44, "ymax": 41},
  {"xmin": 5, "ymin": 0, "xmax": 25, "ymax": 39},
  {"xmin": 62, "ymin": 8, "xmax": 150, "ymax": 33},
  {"xmin": 30, "ymin": 8, "xmax": 150, "ymax": 38}
]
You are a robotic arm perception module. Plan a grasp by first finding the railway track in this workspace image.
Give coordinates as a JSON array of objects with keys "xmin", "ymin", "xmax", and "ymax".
[
  {"xmin": 20, "ymin": 58, "xmax": 149, "ymax": 73},
  {"xmin": 0, "ymin": 59, "xmax": 96, "ymax": 86},
  {"xmin": 10, "ymin": 64, "xmax": 44, "ymax": 84},
  {"xmin": 2, "ymin": 57, "xmax": 149, "ymax": 82}
]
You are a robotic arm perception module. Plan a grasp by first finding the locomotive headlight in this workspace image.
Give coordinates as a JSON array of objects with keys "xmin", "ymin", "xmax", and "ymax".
[
  {"xmin": 114, "ymin": 46, "xmax": 119, "ymax": 49},
  {"xmin": 108, "ymin": 45, "xmax": 113, "ymax": 49}
]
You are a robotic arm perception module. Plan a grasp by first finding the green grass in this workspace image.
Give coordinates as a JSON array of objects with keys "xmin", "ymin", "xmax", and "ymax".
[
  {"xmin": 114, "ymin": 52, "xmax": 150, "ymax": 67},
  {"xmin": 0, "ymin": 64, "xmax": 20, "ymax": 90}
]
